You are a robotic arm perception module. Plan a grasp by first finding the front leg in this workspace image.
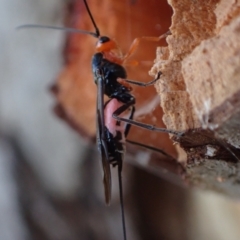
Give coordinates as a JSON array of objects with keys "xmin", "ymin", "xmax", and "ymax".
[
  {"xmin": 117, "ymin": 71, "xmax": 162, "ymax": 87},
  {"xmin": 122, "ymin": 31, "xmax": 171, "ymax": 62}
]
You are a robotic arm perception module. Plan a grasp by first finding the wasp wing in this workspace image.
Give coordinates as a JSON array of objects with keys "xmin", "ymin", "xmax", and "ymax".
[{"xmin": 96, "ymin": 70, "xmax": 112, "ymax": 205}]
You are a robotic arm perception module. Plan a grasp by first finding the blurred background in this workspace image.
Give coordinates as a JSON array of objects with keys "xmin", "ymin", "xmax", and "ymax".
[{"xmin": 1, "ymin": 0, "xmax": 240, "ymax": 240}]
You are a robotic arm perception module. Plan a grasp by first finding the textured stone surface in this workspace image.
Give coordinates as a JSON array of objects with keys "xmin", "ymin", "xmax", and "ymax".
[
  {"xmin": 183, "ymin": 16, "xmax": 240, "ymax": 131},
  {"xmin": 150, "ymin": 0, "xmax": 220, "ymax": 133},
  {"xmin": 148, "ymin": 0, "xmax": 240, "ymax": 197},
  {"xmin": 150, "ymin": 0, "xmax": 240, "ymax": 162}
]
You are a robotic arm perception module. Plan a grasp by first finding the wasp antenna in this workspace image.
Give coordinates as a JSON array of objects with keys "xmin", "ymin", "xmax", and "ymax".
[
  {"xmin": 83, "ymin": 0, "xmax": 100, "ymax": 37},
  {"xmin": 16, "ymin": 24, "xmax": 98, "ymax": 38}
]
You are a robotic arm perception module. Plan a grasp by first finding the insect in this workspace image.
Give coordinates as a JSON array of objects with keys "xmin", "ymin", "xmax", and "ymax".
[
  {"xmin": 17, "ymin": 1, "xmax": 240, "ymax": 239},
  {"xmin": 17, "ymin": 1, "xmax": 183, "ymax": 239},
  {"xmin": 85, "ymin": 2, "xmax": 182, "ymax": 239}
]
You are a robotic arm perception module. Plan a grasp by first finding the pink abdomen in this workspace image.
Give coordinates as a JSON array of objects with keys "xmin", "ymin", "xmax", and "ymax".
[{"xmin": 104, "ymin": 99, "xmax": 125, "ymax": 137}]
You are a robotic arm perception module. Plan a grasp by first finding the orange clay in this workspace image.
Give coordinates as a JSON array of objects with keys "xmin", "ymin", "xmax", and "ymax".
[{"xmin": 117, "ymin": 78, "xmax": 133, "ymax": 91}]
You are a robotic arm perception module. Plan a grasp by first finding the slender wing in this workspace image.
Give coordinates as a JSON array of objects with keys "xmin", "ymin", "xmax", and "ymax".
[{"xmin": 96, "ymin": 70, "xmax": 112, "ymax": 205}]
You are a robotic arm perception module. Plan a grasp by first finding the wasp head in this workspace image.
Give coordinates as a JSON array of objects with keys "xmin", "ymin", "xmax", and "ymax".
[{"xmin": 96, "ymin": 36, "xmax": 123, "ymax": 64}]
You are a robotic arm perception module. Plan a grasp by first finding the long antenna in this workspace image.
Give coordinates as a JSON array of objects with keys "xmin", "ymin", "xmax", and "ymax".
[
  {"xmin": 118, "ymin": 166, "xmax": 127, "ymax": 240},
  {"xmin": 83, "ymin": 0, "xmax": 100, "ymax": 37},
  {"xmin": 16, "ymin": 25, "xmax": 98, "ymax": 37},
  {"xmin": 17, "ymin": 0, "xmax": 101, "ymax": 38}
]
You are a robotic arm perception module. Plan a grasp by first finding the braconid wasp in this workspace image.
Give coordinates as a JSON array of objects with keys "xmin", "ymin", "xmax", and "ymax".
[
  {"xmin": 17, "ymin": 0, "xmax": 240, "ymax": 239},
  {"xmin": 19, "ymin": 0, "xmax": 234, "ymax": 239}
]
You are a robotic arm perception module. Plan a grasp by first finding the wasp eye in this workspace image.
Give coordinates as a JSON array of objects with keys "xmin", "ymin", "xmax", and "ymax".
[{"xmin": 99, "ymin": 36, "xmax": 110, "ymax": 43}]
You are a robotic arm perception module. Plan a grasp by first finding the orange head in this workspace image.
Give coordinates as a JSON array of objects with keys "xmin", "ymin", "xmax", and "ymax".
[
  {"xmin": 96, "ymin": 36, "xmax": 117, "ymax": 52},
  {"xmin": 96, "ymin": 36, "xmax": 123, "ymax": 64}
]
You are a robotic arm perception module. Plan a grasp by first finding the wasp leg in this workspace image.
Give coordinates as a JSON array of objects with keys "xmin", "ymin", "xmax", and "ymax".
[
  {"xmin": 124, "ymin": 98, "xmax": 177, "ymax": 161},
  {"xmin": 124, "ymin": 71, "xmax": 162, "ymax": 87},
  {"xmin": 123, "ymin": 30, "xmax": 171, "ymax": 62},
  {"xmin": 124, "ymin": 106, "xmax": 135, "ymax": 137},
  {"xmin": 112, "ymin": 99, "xmax": 183, "ymax": 137}
]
